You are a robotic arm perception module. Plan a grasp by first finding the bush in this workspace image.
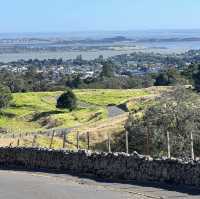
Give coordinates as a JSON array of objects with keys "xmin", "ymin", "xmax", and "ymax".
[{"xmin": 56, "ymin": 89, "xmax": 77, "ymax": 111}]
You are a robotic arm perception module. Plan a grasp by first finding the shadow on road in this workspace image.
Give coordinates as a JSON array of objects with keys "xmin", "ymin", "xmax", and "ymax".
[{"xmin": 0, "ymin": 167, "xmax": 199, "ymax": 196}]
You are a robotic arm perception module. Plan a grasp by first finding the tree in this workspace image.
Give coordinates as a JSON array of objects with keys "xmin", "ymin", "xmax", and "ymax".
[
  {"xmin": 98, "ymin": 55, "xmax": 104, "ymax": 62},
  {"xmin": 155, "ymin": 68, "xmax": 188, "ymax": 86},
  {"xmin": 155, "ymin": 72, "xmax": 170, "ymax": 86},
  {"xmin": 100, "ymin": 61, "xmax": 114, "ymax": 78},
  {"xmin": 181, "ymin": 63, "xmax": 199, "ymax": 84},
  {"xmin": 56, "ymin": 89, "xmax": 77, "ymax": 111},
  {"xmin": 124, "ymin": 86, "xmax": 200, "ymax": 158},
  {"xmin": 193, "ymin": 64, "xmax": 200, "ymax": 92},
  {"xmin": 0, "ymin": 84, "xmax": 13, "ymax": 109},
  {"xmin": 64, "ymin": 74, "xmax": 83, "ymax": 89}
]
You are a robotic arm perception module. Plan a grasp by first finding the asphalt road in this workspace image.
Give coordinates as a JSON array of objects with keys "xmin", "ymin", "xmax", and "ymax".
[
  {"xmin": 0, "ymin": 170, "xmax": 199, "ymax": 199},
  {"xmin": 107, "ymin": 105, "xmax": 125, "ymax": 118}
]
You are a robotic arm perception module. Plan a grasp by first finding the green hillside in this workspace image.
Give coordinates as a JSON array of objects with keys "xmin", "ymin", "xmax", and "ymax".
[{"xmin": 0, "ymin": 89, "xmax": 150, "ymax": 134}]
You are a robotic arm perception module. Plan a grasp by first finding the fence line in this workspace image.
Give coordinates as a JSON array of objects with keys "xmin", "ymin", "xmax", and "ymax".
[{"xmin": 1, "ymin": 128, "xmax": 200, "ymax": 159}]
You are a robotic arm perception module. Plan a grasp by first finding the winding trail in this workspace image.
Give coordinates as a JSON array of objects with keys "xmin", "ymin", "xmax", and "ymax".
[
  {"xmin": 42, "ymin": 101, "xmax": 126, "ymax": 135},
  {"xmin": 107, "ymin": 105, "xmax": 126, "ymax": 117}
]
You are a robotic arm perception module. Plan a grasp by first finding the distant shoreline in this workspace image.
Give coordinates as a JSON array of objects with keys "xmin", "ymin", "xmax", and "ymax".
[
  {"xmin": 0, "ymin": 47, "xmax": 189, "ymax": 62},
  {"xmin": 1, "ymin": 29, "xmax": 200, "ymax": 62}
]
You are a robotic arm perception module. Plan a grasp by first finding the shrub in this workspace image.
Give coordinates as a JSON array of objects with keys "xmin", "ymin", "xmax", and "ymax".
[{"xmin": 56, "ymin": 89, "xmax": 77, "ymax": 111}]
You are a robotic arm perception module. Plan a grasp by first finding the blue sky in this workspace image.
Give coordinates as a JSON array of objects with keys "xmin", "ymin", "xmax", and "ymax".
[{"xmin": 0, "ymin": 0, "xmax": 200, "ymax": 33}]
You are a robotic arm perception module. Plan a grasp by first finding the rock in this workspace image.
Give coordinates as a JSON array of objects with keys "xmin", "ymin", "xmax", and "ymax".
[{"xmin": 0, "ymin": 147, "xmax": 199, "ymax": 187}]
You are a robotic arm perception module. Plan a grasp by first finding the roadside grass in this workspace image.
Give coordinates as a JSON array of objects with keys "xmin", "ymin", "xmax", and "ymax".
[
  {"xmin": 66, "ymin": 112, "xmax": 129, "ymax": 151},
  {"xmin": 0, "ymin": 134, "xmax": 63, "ymax": 149},
  {"xmin": 34, "ymin": 135, "xmax": 63, "ymax": 149}
]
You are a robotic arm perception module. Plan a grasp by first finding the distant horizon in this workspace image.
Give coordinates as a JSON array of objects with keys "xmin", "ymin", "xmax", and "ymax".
[
  {"xmin": 1, "ymin": 29, "xmax": 200, "ymax": 40},
  {"xmin": 1, "ymin": 28, "xmax": 200, "ymax": 34},
  {"xmin": 1, "ymin": 1, "xmax": 200, "ymax": 33}
]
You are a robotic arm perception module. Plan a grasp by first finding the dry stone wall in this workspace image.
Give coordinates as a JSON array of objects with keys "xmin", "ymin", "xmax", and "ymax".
[{"xmin": 0, "ymin": 147, "xmax": 199, "ymax": 187}]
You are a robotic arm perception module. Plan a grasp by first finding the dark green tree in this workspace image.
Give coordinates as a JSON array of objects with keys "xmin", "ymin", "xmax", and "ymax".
[
  {"xmin": 154, "ymin": 73, "xmax": 169, "ymax": 86},
  {"xmin": 0, "ymin": 84, "xmax": 13, "ymax": 109},
  {"xmin": 193, "ymin": 65, "xmax": 200, "ymax": 92},
  {"xmin": 56, "ymin": 89, "xmax": 77, "ymax": 111},
  {"xmin": 182, "ymin": 63, "xmax": 199, "ymax": 84},
  {"xmin": 100, "ymin": 61, "xmax": 114, "ymax": 78},
  {"xmin": 155, "ymin": 68, "xmax": 188, "ymax": 86}
]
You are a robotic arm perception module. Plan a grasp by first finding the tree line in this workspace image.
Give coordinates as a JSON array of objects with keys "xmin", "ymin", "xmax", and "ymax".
[
  {"xmin": 2, "ymin": 61, "xmax": 200, "ymax": 93},
  {"xmin": 1, "ymin": 61, "xmax": 200, "ymax": 110}
]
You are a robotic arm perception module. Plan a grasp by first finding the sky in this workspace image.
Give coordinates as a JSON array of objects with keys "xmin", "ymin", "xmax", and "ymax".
[{"xmin": 0, "ymin": 0, "xmax": 200, "ymax": 33}]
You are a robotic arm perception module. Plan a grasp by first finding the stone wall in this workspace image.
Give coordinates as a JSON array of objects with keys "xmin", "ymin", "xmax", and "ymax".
[{"xmin": 0, "ymin": 147, "xmax": 199, "ymax": 187}]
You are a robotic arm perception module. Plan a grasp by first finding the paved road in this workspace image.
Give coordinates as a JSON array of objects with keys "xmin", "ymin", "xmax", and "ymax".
[
  {"xmin": 0, "ymin": 170, "xmax": 199, "ymax": 199},
  {"xmin": 41, "ymin": 105, "xmax": 126, "ymax": 135},
  {"xmin": 107, "ymin": 105, "xmax": 126, "ymax": 118}
]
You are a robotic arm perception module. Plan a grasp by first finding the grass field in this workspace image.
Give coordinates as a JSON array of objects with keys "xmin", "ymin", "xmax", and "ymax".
[
  {"xmin": 0, "ymin": 89, "xmax": 151, "ymax": 132},
  {"xmin": 75, "ymin": 89, "xmax": 149, "ymax": 106},
  {"xmin": 0, "ymin": 87, "xmax": 167, "ymax": 149}
]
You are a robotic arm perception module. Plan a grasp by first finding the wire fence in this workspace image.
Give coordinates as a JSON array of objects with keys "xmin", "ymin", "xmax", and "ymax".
[{"xmin": 0, "ymin": 129, "xmax": 199, "ymax": 160}]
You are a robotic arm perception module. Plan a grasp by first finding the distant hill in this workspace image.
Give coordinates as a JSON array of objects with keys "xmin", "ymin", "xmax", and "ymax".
[
  {"xmin": 54, "ymin": 36, "xmax": 133, "ymax": 45},
  {"xmin": 138, "ymin": 37, "xmax": 200, "ymax": 43}
]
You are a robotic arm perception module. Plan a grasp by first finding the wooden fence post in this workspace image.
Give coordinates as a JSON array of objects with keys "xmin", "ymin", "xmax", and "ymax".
[
  {"xmin": 87, "ymin": 132, "xmax": 90, "ymax": 150},
  {"xmin": 125, "ymin": 131, "xmax": 129, "ymax": 154},
  {"xmin": 63, "ymin": 132, "xmax": 66, "ymax": 149},
  {"xmin": 17, "ymin": 139, "xmax": 20, "ymax": 147},
  {"xmin": 77, "ymin": 131, "xmax": 80, "ymax": 150},
  {"xmin": 190, "ymin": 131, "xmax": 195, "ymax": 160},
  {"xmin": 167, "ymin": 131, "xmax": 171, "ymax": 159},
  {"xmin": 32, "ymin": 135, "xmax": 37, "ymax": 147},
  {"xmin": 108, "ymin": 133, "xmax": 111, "ymax": 153},
  {"xmin": 49, "ymin": 131, "xmax": 55, "ymax": 149},
  {"xmin": 145, "ymin": 128, "xmax": 150, "ymax": 155}
]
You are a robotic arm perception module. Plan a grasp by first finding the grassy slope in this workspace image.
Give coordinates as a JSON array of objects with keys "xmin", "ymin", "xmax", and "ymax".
[
  {"xmin": 1, "ymin": 88, "xmax": 167, "ymax": 149},
  {"xmin": 67, "ymin": 87, "xmax": 170, "ymax": 150},
  {"xmin": 0, "ymin": 89, "xmax": 150, "ymax": 133},
  {"xmin": 75, "ymin": 89, "xmax": 149, "ymax": 106}
]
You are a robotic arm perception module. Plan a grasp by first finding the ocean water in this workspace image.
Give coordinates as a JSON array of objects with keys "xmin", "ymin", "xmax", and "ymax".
[
  {"xmin": 1, "ymin": 29, "xmax": 200, "ymax": 40},
  {"xmin": 0, "ymin": 30, "xmax": 200, "ymax": 62}
]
